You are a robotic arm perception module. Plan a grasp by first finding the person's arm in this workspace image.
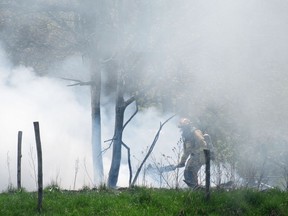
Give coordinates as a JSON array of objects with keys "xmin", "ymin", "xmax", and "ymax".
[{"xmin": 194, "ymin": 129, "xmax": 208, "ymax": 149}]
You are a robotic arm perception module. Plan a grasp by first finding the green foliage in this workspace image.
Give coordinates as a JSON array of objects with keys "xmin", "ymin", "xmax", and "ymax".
[
  {"xmin": 80, "ymin": 185, "xmax": 91, "ymax": 192},
  {"xmin": 44, "ymin": 182, "xmax": 61, "ymax": 193},
  {"xmin": 5, "ymin": 184, "xmax": 17, "ymax": 193},
  {"xmin": 244, "ymin": 189, "xmax": 264, "ymax": 206},
  {"xmin": 97, "ymin": 183, "xmax": 109, "ymax": 192},
  {"xmin": 131, "ymin": 187, "xmax": 153, "ymax": 205},
  {"xmin": 3, "ymin": 185, "xmax": 27, "ymax": 194},
  {"xmin": 1, "ymin": 188, "xmax": 287, "ymax": 216}
]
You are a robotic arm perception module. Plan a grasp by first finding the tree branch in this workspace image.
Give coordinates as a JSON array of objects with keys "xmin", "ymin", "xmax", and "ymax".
[
  {"xmin": 122, "ymin": 142, "xmax": 132, "ymax": 186},
  {"xmin": 102, "ymin": 137, "xmax": 116, "ymax": 155},
  {"xmin": 131, "ymin": 114, "xmax": 176, "ymax": 186},
  {"xmin": 124, "ymin": 96, "xmax": 135, "ymax": 108},
  {"xmin": 61, "ymin": 77, "xmax": 94, "ymax": 86},
  {"xmin": 123, "ymin": 102, "xmax": 138, "ymax": 131}
]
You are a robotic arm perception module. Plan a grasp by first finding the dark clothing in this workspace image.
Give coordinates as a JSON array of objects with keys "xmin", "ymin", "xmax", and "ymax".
[{"xmin": 178, "ymin": 126, "xmax": 208, "ymax": 187}]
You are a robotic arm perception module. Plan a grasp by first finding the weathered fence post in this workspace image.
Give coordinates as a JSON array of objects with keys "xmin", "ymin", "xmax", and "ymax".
[
  {"xmin": 204, "ymin": 149, "xmax": 211, "ymax": 201},
  {"xmin": 17, "ymin": 131, "xmax": 23, "ymax": 190},
  {"xmin": 33, "ymin": 122, "xmax": 43, "ymax": 212}
]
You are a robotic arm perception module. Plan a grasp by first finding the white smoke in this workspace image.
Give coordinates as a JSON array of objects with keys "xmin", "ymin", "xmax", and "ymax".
[
  {"xmin": 2, "ymin": 0, "xmax": 288, "ymax": 191},
  {"xmin": 0, "ymin": 49, "xmax": 92, "ymax": 191},
  {"xmin": 0, "ymin": 47, "xmax": 180, "ymax": 191}
]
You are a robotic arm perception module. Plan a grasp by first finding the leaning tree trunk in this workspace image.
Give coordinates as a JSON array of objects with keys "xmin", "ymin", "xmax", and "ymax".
[{"xmin": 108, "ymin": 80, "xmax": 125, "ymax": 188}]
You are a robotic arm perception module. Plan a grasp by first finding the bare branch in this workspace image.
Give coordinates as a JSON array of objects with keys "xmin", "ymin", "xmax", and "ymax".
[
  {"xmin": 123, "ymin": 102, "xmax": 138, "ymax": 131},
  {"xmin": 122, "ymin": 142, "xmax": 132, "ymax": 186},
  {"xmin": 99, "ymin": 52, "xmax": 118, "ymax": 63},
  {"xmin": 104, "ymin": 138, "xmax": 114, "ymax": 143},
  {"xmin": 102, "ymin": 136, "xmax": 116, "ymax": 155},
  {"xmin": 131, "ymin": 114, "xmax": 176, "ymax": 186},
  {"xmin": 67, "ymin": 81, "xmax": 94, "ymax": 86},
  {"xmin": 82, "ymin": 158, "xmax": 94, "ymax": 187},
  {"xmin": 124, "ymin": 96, "xmax": 135, "ymax": 108},
  {"xmin": 61, "ymin": 77, "xmax": 94, "ymax": 86},
  {"xmin": 104, "ymin": 102, "xmax": 137, "ymax": 155},
  {"xmin": 151, "ymin": 161, "xmax": 172, "ymax": 188}
]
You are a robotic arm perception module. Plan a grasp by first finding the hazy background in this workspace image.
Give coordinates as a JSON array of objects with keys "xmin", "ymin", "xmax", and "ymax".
[
  {"xmin": 0, "ymin": 48, "xmax": 179, "ymax": 190},
  {"xmin": 1, "ymin": 0, "xmax": 288, "ymax": 191}
]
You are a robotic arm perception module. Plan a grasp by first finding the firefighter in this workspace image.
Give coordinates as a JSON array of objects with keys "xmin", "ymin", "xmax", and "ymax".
[{"xmin": 175, "ymin": 117, "xmax": 208, "ymax": 188}]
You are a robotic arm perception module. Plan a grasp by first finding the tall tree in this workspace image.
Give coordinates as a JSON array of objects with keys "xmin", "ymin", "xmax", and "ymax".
[
  {"xmin": 79, "ymin": 0, "xmax": 105, "ymax": 185},
  {"xmin": 107, "ymin": 71, "xmax": 136, "ymax": 188},
  {"xmin": 0, "ymin": 0, "xmax": 105, "ymax": 185},
  {"xmin": 88, "ymin": 48, "xmax": 104, "ymax": 185}
]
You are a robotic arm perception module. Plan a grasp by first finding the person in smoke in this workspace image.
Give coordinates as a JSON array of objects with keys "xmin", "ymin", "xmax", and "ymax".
[{"xmin": 175, "ymin": 117, "xmax": 208, "ymax": 188}]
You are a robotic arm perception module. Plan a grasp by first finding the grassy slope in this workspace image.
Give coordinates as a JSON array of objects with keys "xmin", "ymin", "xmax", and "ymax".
[{"xmin": 0, "ymin": 187, "xmax": 288, "ymax": 216}]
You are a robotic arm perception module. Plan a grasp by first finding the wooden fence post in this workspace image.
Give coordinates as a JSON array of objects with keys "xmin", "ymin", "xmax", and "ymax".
[
  {"xmin": 33, "ymin": 122, "xmax": 43, "ymax": 212},
  {"xmin": 204, "ymin": 149, "xmax": 211, "ymax": 201},
  {"xmin": 17, "ymin": 131, "xmax": 23, "ymax": 190}
]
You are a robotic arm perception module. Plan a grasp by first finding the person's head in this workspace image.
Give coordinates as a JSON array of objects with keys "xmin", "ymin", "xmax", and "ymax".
[{"xmin": 178, "ymin": 117, "xmax": 192, "ymax": 129}]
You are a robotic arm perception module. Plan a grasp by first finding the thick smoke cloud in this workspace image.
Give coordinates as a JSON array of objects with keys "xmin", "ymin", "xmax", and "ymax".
[
  {"xmin": 1, "ymin": 0, "xmax": 288, "ymax": 190},
  {"xmin": 147, "ymin": 1, "xmax": 288, "ymax": 136},
  {"xmin": 0, "ymin": 48, "xmax": 179, "ymax": 191},
  {"xmin": 0, "ymin": 50, "xmax": 92, "ymax": 191},
  {"xmin": 122, "ymin": 0, "xmax": 288, "ymax": 186}
]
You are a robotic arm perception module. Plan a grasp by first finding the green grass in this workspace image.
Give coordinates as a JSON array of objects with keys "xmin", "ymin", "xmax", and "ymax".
[{"xmin": 0, "ymin": 187, "xmax": 287, "ymax": 216}]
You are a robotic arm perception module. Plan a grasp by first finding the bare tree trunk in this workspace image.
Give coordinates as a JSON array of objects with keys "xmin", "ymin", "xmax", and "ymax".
[
  {"xmin": 90, "ymin": 57, "xmax": 104, "ymax": 185},
  {"xmin": 108, "ymin": 80, "xmax": 125, "ymax": 188},
  {"xmin": 17, "ymin": 131, "xmax": 22, "ymax": 190},
  {"xmin": 33, "ymin": 122, "xmax": 43, "ymax": 213},
  {"xmin": 80, "ymin": 0, "xmax": 105, "ymax": 186}
]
